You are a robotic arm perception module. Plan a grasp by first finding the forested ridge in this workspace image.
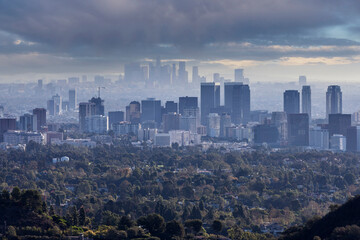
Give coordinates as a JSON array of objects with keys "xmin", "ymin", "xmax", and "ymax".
[{"xmin": 1, "ymin": 142, "xmax": 360, "ymax": 239}]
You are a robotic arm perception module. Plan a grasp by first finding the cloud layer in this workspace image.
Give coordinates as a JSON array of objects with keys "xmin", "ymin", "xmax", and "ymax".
[{"xmin": 0, "ymin": 0, "xmax": 360, "ymax": 77}]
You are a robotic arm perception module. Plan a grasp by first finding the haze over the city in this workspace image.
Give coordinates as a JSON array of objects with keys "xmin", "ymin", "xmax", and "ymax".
[{"xmin": 1, "ymin": 0, "xmax": 360, "ymax": 82}]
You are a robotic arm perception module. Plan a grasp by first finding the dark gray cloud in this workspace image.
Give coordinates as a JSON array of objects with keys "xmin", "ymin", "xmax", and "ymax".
[
  {"xmin": 0, "ymin": 0, "xmax": 360, "ymax": 75},
  {"xmin": 0, "ymin": 1, "xmax": 358, "ymax": 49}
]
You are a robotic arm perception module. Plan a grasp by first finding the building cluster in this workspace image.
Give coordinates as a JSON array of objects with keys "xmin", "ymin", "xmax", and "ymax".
[{"xmin": 1, "ymin": 63, "xmax": 360, "ymax": 152}]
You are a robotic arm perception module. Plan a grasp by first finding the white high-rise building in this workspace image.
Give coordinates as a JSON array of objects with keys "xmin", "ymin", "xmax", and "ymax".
[
  {"xmin": 207, "ymin": 113, "xmax": 220, "ymax": 137},
  {"xmin": 330, "ymin": 134, "xmax": 346, "ymax": 151},
  {"xmin": 85, "ymin": 115, "xmax": 108, "ymax": 134},
  {"xmin": 309, "ymin": 127, "xmax": 329, "ymax": 150}
]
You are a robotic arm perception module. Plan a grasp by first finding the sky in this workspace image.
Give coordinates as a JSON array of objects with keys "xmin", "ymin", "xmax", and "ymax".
[{"xmin": 1, "ymin": 0, "xmax": 360, "ymax": 83}]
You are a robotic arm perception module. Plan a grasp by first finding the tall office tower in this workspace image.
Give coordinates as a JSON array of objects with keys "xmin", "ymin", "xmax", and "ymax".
[
  {"xmin": 178, "ymin": 61, "xmax": 188, "ymax": 85},
  {"xmin": 346, "ymin": 126, "xmax": 360, "ymax": 152},
  {"xmin": 254, "ymin": 124, "xmax": 279, "ymax": 144},
  {"xmin": 124, "ymin": 63, "xmax": 144, "ymax": 83},
  {"xmin": 20, "ymin": 113, "xmax": 33, "ymax": 131},
  {"xmin": 47, "ymin": 100, "xmax": 55, "ymax": 116},
  {"xmin": 141, "ymin": 98, "xmax": 162, "ymax": 127},
  {"xmin": 160, "ymin": 65, "xmax": 172, "ymax": 86},
  {"xmin": 271, "ymin": 111, "xmax": 288, "ymax": 143},
  {"xmin": 234, "ymin": 69, "xmax": 244, "ymax": 82},
  {"xmin": 85, "ymin": 115, "xmax": 108, "ymax": 134},
  {"xmin": 52, "ymin": 94, "xmax": 62, "ymax": 115},
  {"xmin": 302, "ymin": 85, "xmax": 311, "ymax": 119},
  {"xmin": 283, "ymin": 90, "xmax": 300, "ymax": 114},
  {"xmin": 328, "ymin": 114, "xmax": 351, "ymax": 137},
  {"xmin": 299, "ymin": 76, "xmax": 307, "ymax": 85},
  {"xmin": 330, "ymin": 134, "xmax": 347, "ymax": 151},
  {"xmin": 89, "ymin": 97, "xmax": 105, "ymax": 116},
  {"xmin": 82, "ymin": 75, "xmax": 87, "ymax": 82},
  {"xmin": 108, "ymin": 111, "xmax": 124, "ymax": 129},
  {"xmin": 141, "ymin": 65, "xmax": 149, "ymax": 81},
  {"xmin": 192, "ymin": 66, "xmax": 199, "ymax": 84},
  {"xmin": 79, "ymin": 102, "xmax": 95, "ymax": 132},
  {"xmin": 232, "ymin": 84, "xmax": 250, "ymax": 125},
  {"xmin": 201, "ymin": 82, "xmax": 220, "ymax": 125},
  {"xmin": 37, "ymin": 79, "xmax": 43, "ymax": 89},
  {"xmin": 179, "ymin": 107, "xmax": 200, "ymax": 133},
  {"xmin": 69, "ymin": 89, "xmax": 77, "ymax": 110},
  {"xmin": 62, "ymin": 101, "xmax": 69, "ymax": 112},
  {"xmin": 165, "ymin": 101, "xmax": 178, "ymax": 113},
  {"xmin": 220, "ymin": 113, "xmax": 231, "ymax": 137},
  {"xmin": 326, "ymin": 85, "xmax": 342, "ymax": 118},
  {"xmin": 309, "ymin": 127, "xmax": 329, "ymax": 150},
  {"xmin": 0, "ymin": 106, "xmax": 3, "ymax": 117},
  {"xmin": 126, "ymin": 101, "xmax": 141, "ymax": 124},
  {"xmin": 162, "ymin": 112, "xmax": 180, "ymax": 133},
  {"xmin": 0, "ymin": 118, "xmax": 16, "ymax": 142},
  {"xmin": 224, "ymin": 82, "xmax": 251, "ymax": 124},
  {"xmin": 213, "ymin": 73, "xmax": 220, "ymax": 82},
  {"xmin": 179, "ymin": 97, "xmax": 198, "ymax": 115},
  {"xmin": 32, "ymin": 108, "xmax": 46, "ymax": 132},
  {"xmin": 171, "ymin": 64, "xmax": 177, "ymax": 84},
  {"xmin": 207, "ymin": 113, "xmax": 220, "ymax": 137},
  {"xmin": 287, "ymin": 113, "xmax": 309, "ymax": 146}
]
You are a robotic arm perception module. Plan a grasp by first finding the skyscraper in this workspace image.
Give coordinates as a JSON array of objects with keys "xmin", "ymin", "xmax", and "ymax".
[
  {"xmin": 108, "ymin": 111, "xmax": 125, "ymax": 128},
  {"xmin": 299, "ymin": 76, "xmax": 307, "ymax": 85},
  {"xmin": 179, "ymin": 97, "xmax": 198, "ymax": 115},
  {"xmin": 234, "ymin": 69, "xmax": 244, "ymax": 82},
  {"xmin": 69, "ymin": 89, "xmax": 77, "ymax": 110},
  {"xmin": 165, "ymin": 101, "xmax": 178, "ymax": 113},
  {"xmin": 141, "ymin": 98, "xmax": 162, "ymax": 127},
  {"xmin": 79, "ymin": 102, "xmax": 95, "ymax": 132},
  {"xmin": 271, "ymin": 111, "xmax": 287, "ymax": 143},
  {"xmin": 328, "ymin": 114, "xmax": 351, "ymax": 138},
  {"xmin": 201, "ymin": 82, "xmax": 220, "ymax": 125},
  {"xmin": 178, "ymin": 61, "xmax": 188, "ymax": 85},
  {"xmin": 284, "ymin": 90, "xmax": 300, "ymax": 114},
  {"xmin": 288, "ymin": 113, "xmax": 309, "ymax": 146},
  {"xmin": 33, "ymin": 108, "xmax": 46, "ymax": 132},
  {"xmin": 89, "ymin": 97, "xmax": 105, "ymax": 116},
  {"xmin": 162, "ymin": 112, "xmax": 180, "ymax": 133},
  {"xmin": 207, "ymin": 113, "xmax": 220, "ymax": 137},
  {"xmin": 126, "ymin": 101, "xmax": 141, "ymax": 124},
  {"xmin": 192, "ymin": 66, "xmax": 199, "ymax": 84},
  {"xmin": 220, "ymin": 113, "xmax": 231, "ymax": 138},
  {"xmin": 0, "ymin": 118, "xmax": 16, "ymax": 142},
  {"xmin": 20, "ymin": 113, "xmax": 33, "ymax": 131},
  {"xmin": 47, "ymin": 99, "xmax": 55, "ymax": 116},
  {"xmin": 224, "ymin": 82, "xmax": 250, "ymax": 124},
  {"xmin": 52, "ymin": 94, "xmax": 62, "ymax": 115},
  {"xmin": 326, "ymin": 85, "xmax": 342, "ymax": 118},
  {"xmin": 302, "ymin": 85, "xmax": 311, "ymax": 119}
]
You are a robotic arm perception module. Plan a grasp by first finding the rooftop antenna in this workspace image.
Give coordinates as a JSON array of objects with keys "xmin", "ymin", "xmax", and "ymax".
[{"xmin": 97, "ymin": 86, "xmax": 105, "ymax": 98}]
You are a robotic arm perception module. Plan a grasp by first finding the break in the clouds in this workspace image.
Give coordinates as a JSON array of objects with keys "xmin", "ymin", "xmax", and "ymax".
[{"xmin": 1, "ymin": 0, "xmax": 360, "ymax": 77}]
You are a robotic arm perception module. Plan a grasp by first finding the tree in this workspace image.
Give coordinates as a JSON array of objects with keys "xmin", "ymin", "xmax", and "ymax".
[
  {"xmin": 79, "ymin": 207, "xmax": 86, "ymax": 226},
  {"xmin": 11, "ymin": 187, "xmax": 21, "ymax": 201},
  {"xmin": 137, "ymin": 214, "xmax": 165, "ymax": 237},
  {"xmin": 185, "ymin": 219, "xmax": 203, "ymax": 234},
  {"xmin": 42, "ymin": 201, "xmax": 48, "ymax": 214},
  {"xmin": 189, "ymin": 206, "xmax": 202, "ymax": 220},
  {"xmin": 118, "ymin": 215, "xmax": 134, "ymax": 230},
  {"xmin": 212, "ymin": 220, "xmax": 223, "ymax": 235},
  {"xmin": 49, "ymin": 205, "xmax": 55, "ymax": 216},
  {"xmin": 71, "ymin": 206, "xmax": 78, "ymax": 226},
  {"xmin": 165, "ymin": 220, "xmax": 185, "ymax": 238}
]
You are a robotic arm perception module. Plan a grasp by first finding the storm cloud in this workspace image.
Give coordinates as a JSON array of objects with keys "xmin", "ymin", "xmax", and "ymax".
[{"xmin": 0, "ymin": 0, "xmax": 360, "ymax": 76}]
